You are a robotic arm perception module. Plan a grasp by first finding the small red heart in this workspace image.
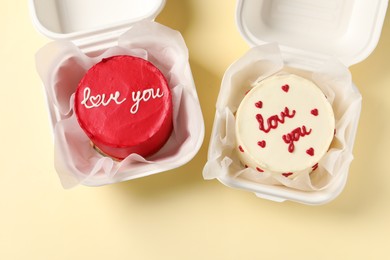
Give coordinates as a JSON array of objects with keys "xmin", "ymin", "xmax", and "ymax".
[
  {"xmin": 282, "ymin": 172, "xmax": 293, "ymax": 177},
  {"xmin": 311, "ymin": 109, "xmax": 319, "ymax": 116},
  {"xmin": 255, "ymin": 101, "xmax": 263, "ymax": 108},
  {"xmin": 256, "ymin": 167, "xmax": 264, "ymax": 173},
  {"xmin": 257, "ymin": 140, "xmax": 266, "ymax": 148},
  {"xmin": 238, "ymin": 145, "xmax": 244, "ymax": 153},
  {"xmin": 281, "ymin": 84, "xmax": 289, "ymax": 92},
  {"xmin": 306, "ymin": 148, "xmax": 314, "ymax": 156}
]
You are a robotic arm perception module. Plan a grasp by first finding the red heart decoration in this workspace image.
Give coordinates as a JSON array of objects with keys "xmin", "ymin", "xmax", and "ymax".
[
  {"xmin": 282, "ymin": 172, "xmax": 293, "ymax": 177},
  {"xmin": 281, "ymin": 84, "xmax": 289, "ymax": 92},
  {"xmin": 255, "ymin": 101, "xmax": 263, "ymax": 108},
  {"xmin": 311, "ymin": 108, "xmax": 319, "ymax": 116},
  {"xmin": 257, "ymin": 140, "xmax": 266, "ymax": 148},
  {"xmin": 256, "ymin": 167, "xmax": 264, "ymax": 173},
  {"xmin": 306, "ymin": 148, "xmax": 315, "ymax": 156}
]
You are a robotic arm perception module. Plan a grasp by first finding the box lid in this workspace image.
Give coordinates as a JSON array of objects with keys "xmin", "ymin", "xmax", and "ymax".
[
  {"xmin": 236, "ymin": 0, "xmax": 388, "ymax": 68},
  {"xmin": 29, "ymin": 0, "xmax": 165, "ymax": 52}
]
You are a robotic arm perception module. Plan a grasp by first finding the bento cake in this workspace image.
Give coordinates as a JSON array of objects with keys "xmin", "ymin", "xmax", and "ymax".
[
  {"xmin": 74, "ymin": 55, "xmax": 173, "ymax": 160},
  {"xmin": 235, "ymin": 74, "xmax": 335, "ymax": 178}
]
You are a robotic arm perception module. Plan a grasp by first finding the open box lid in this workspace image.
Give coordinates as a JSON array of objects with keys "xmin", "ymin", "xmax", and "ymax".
[
  {"xmin": 29, "ymin": 0, "xmax": 165, "ymax": 52},
  {"xmin": 236, "ymin": 0, "xmax": 388, "ymax": 68}
]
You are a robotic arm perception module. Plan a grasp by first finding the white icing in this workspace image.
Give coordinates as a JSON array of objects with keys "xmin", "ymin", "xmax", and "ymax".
[
  {"xmin": 235, "ymin": 74, "xmax": 335, "ymax": 178},
  {"xmin": 130, "ymin": 87, "xmax": 164, "ymax": 114},
  {"xmin": 81, "ymin": 87, "xmax": 126, "ymax": 109},
  {"xmin": 80, "ymin": 86, "xmax": 164, "ymax": 115}
]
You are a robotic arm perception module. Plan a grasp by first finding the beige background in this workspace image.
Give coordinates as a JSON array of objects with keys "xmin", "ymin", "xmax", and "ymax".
[{"xmin": 1, "ymin": 1, "xmax": 389, "ymax": 259}]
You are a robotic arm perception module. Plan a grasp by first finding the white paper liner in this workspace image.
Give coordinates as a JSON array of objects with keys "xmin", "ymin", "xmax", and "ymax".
[
  {"xmin": 203, "ymin": 43, "xmax": 362, "ymax": 192},
  {"xmin": 35, "ymin": 21, "xmax": 204, "ymax": 188}
]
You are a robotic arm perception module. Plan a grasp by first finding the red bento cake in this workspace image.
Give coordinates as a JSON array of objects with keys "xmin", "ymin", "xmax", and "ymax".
[{"xmin": 74, "ymin": 55, "xmax": 173, "ymax": 160}]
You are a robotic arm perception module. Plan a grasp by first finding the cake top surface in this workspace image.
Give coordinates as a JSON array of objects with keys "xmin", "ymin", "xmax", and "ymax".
[
  {"xmin": 74, "ymin": 55, "xmax": 172, "ymax": 148},
  {"xmin": 235, "ymin": 74, "xmax": 335, "ymax": 173}
]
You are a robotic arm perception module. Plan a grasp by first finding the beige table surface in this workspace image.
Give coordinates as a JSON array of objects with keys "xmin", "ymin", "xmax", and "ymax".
[{"xmin": 1, "ymin": 1, "xmax": 389, "ymax": 259}]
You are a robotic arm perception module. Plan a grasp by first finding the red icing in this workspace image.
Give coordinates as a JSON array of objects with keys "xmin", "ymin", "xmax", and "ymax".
[
  {"xmin": 282, "ymin": 125, "xmax": 312, "ymax": 153},
  {"xmin": 257, "ymin": 140, "xmax": 266, "ymax": 148},
  {"xmin": 311, "ymin": 108, "xmax": 319, "ymax": 116},
  {"xmin": 255, "ymin": 101, "xmax": 263, "ymax": 108},
  {"xmin": 256, "ymin": 107, "xmax": 296, "ymax": 133},
  {"xmin": 281, "ymin": 84, "xmax": 290, "ymax": 92},
  {"xmin": 256, "ymin": 167, "xmax": 264, "ymax": 173},
  {"xmin": 239, "ymin": 145, "xmax": 244, "ymax": 152},
  {"xmin": 312, "ymin": 163, "xmax": 319, "ymax": 171},
  {"xmin": 306, "ymin": 148, "xmax": 315, "ymax": 156},
  {"xmin": 74, "ymin": 55, "xmax": 173, "ymax": 160},
  {"xmin": 282, "ymin": 172, "xmax": 293, "ymax": 177}
]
